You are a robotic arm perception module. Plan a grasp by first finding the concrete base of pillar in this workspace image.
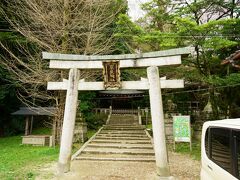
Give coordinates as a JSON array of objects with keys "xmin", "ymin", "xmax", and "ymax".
[
  {"xmin": 153, "ymin": 175, "xmax": 175, "ymax": 180},
  {"xmin": 57, "ymin": 162, "xmax": 70, "ymax": 174},
  {"xmin": 156, "ymin": 166, "xmax": 170, "ymax": 177}
]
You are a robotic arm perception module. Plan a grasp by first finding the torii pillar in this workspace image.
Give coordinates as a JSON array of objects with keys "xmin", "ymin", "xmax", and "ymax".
[
  {"xmin": 58, "ymin": 68, "xmax": 79, "ymax": 173},
  {"xmin": 148, "ymin": 66, "xmax": 170, "ymax": 176}
]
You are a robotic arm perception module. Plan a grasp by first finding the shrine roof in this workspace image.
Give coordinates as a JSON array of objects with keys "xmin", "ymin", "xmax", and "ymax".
[
  {"xmin": 221, "ymin": 50, "xmax": 240, "ymax": 69},
  {"xmin": 12, "ymin": 107, "xmax": 57, "ymax": 116}
]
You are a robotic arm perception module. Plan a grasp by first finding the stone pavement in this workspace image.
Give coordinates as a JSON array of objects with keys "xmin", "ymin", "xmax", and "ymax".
[{"xmin": 58, "ymin": 160, "xmax": 158, "ymax": 180}]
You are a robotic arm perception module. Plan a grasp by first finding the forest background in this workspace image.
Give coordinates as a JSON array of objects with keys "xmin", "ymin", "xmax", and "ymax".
[{"xmin": 0, "ymin": 0, "xmax": 240, "ymax": 137}]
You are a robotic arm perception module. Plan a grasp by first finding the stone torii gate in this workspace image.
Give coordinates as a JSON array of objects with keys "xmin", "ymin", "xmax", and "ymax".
[{"xmin": 43, "ymin": 47, "xmax": 193, "ymax": 177}]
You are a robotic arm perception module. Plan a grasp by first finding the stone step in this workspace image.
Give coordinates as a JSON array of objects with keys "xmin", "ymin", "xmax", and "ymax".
[
  {"xmin": 110, "ymin": 115, "xmax": 136, "ymax": 117},
  {"xmin": 87, "ymin": 143, "xmax": 153, "ymax": 149},
  {"xmin": 108, "ymin": 117, "xmax": 137, "ymax": 120},
  {"xmin": 77, "ymin": 153, "xmax": 154, "ymax": 158},
  {"xmin": 103, "ymin": 127, "xmax": 145, "ymax": 131},
  {"xmin": 100, "ymin": 131, "xmax": 146, "ymax": 135},
  {"xmin": 82, "ymin": 148, "xmax": 155, "ymax": 155},
  {"xmin": 103, "ymin": 126, "xmax": 145, "ymax": 129},
  {"xmin": 108, "ymin": 121, "xmax": 138, "ymax": 123},
  {"xmin": 109, "ymin": 115, "xmax": 135, "ymax": 118},
  {"xmin": 94, "ymin": 136, "xmax": 149, "ymax": 140},
  {"xmin": 104, "ymin": 124, "xmax": 144, "ymax": 127},
  {"xmin": 75, "ymin": 156, "xmax": 155, "ymax": 162},
  {"xmin": 109, "ymin": 119, "xmax": 137, "ymax": 120},
  {"xmin": 106, "ymin": 122, "xmax": 140, "ymax": 125},
  {"xmin": 91, "ymin": 139, "xmax": 152, "ymax": 144},
  {"xmin": 109, "ymin": 124, "xmax": 139, "ymax": 126},
  {"xmin": 76, "ymin": 152, "xmax": 154, "ymax": 159},
  {"xmin": 109, "ymin": 120, "xmax": 138, "ymax": 122},
  {"xmin": 96, "ymin": 134, "xmax": 148, "ymax": 138}
]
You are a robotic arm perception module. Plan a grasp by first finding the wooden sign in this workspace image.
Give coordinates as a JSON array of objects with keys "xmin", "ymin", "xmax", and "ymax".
[{"xmin": 102, "ymin": 61, "xmax": 120, "ymax": 89}]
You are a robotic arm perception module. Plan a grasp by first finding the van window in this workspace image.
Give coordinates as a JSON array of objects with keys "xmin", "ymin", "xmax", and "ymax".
[
  {"xmin": 233, "ymin": 131, "xmax": 240, "ymax": 178},
  {"xmin": 238, "ymin": 136, "xmax": 240, "ymax": 178},
  {"xmin": 205, "ymin": 127, "xmax": 240, "ymax": 178},
  {"xmin": 210, "ymin": 128, "xmax": 231, "ymax": 173}
]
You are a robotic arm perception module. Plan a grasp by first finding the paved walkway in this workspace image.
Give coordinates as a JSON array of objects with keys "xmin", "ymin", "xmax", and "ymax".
[
  {"xmin": 53, "ymin": 151, "xmax": 200, "ymax": 180},
  {"xmin": 58, "ymin": 160, "xmax": 157, "ymax": 180}
]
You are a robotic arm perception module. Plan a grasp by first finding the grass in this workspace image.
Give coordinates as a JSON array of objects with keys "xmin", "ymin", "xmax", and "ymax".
[
  {"xmin": 87, "ymin": 129, "xmax": 98, "ymax": 139},
  {"xmin": 0, "ymin": 127, "xmax": 98, "ymax": 180},
  {"xmin": 173, "ymin": 141, "xmax": 201, "ymax": 161},
  {"xmin": 0, "ymin": 136, "xmax": 59, "ymax": 180},
  {"xmin": 145, "ymin": 124, "xmax": 152, "ymax": 129}
]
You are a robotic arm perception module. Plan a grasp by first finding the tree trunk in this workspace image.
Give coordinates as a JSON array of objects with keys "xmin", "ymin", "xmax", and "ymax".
[{"xmin": 54, "ymin": 0, "xmax": 70, "ymax": 145}]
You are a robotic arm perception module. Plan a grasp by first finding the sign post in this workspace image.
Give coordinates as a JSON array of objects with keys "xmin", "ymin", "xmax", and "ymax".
[{"xmin": 173, "ymin": 115, "xmax": 192, "ymax": 151}]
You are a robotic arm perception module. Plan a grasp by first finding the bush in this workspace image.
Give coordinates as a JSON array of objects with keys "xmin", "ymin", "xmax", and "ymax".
[{"xmin": 85, "ymin": 113, "xmax": 108, "ymax": 130}]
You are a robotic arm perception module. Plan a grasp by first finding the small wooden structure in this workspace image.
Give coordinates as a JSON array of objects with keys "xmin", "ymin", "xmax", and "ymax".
[{"xmin": 12, "ymin": 107, "xmax": 56, "ymax": 146}]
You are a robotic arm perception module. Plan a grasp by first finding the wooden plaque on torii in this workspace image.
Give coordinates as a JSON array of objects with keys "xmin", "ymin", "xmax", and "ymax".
[{"xmin": 102, "ymin": 61, "xmax": 121, "ymax": 90}]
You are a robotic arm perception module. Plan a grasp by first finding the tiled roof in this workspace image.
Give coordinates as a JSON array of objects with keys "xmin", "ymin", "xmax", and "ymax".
[{"xmin": 12, "ymin": 107, "xmax": 57, "ymax": 116}]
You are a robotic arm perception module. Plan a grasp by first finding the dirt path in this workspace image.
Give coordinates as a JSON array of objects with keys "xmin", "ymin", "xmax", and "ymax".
[
  {"xmin": 36, "ymin": 151, "xmax": 200, "ymax": 180},
  {"xmin": 169, "ymin": 152, "xmax": 200, "ymax": 180}
]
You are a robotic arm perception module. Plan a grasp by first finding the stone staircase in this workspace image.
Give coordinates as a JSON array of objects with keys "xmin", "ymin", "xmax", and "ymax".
[
  {"xmin": 107, "ymin": 114, "xmax": 139, "ymax": 125},
  {"xmin": 75, "ymin": 115, "xmax": 155, "ymax": 162}
]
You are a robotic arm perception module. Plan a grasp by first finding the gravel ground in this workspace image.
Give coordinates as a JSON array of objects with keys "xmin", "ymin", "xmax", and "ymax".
[
  {"xmin": 168, "ymin": 151, "xmax": 200, "ymax": 180},
  {"xmin": 36, "ymin": 151, "xmax": 200, "ymax": 180}
]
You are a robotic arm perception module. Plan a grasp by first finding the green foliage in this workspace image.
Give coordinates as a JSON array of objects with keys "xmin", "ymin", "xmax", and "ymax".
[
  {"xmin": 85, "ymin": 113, "xmax": 108, "ymax": 130},
  {"xmin": 78, "ymin": 92, "xmax": 107, "ymax": 129},
  {"xmin": 32, "ymin": 127, "xmax": 51, "ymax": 135},
  {"xmin": 203, "ymin": 37, "xmax": 237, "ymax": 50},
  {"xmin": 79, "ymin": 92, "xmax": 97, "ymax": 115},
  {"xmin": 0, "ymin": 7, "xmax": 27, "ymax": 136},
  {"xmin": 0, "ymin": 66, "xmax": 23, "ymax": 136},
  {"xmin": 134, "ymin": 0, "xmax": 240, "ymax": 119},
  {"xmin": 175, "ymin": 18, "xmax": 240, "ymax": 49},
  {"xmin": 114, "ymin": 14, "xmax": 144, "ymax": 53},
  {"xmin": 87, "ymin": 129, "xmax": 98, "ymax": 139},
  {"xmin": 137, "ymin": 30, "xmax": 178, "ymax": 50},
  {"xmin": 140, "ymin": 0, "xmax": 173, "ymax": 30},
  {"xmin": 205, "ymin": 73, "xmax": 240, "ymax": 86},
  {"xmin": 114, "ymin": 13, "xmax": 178, "ymax": 52}
]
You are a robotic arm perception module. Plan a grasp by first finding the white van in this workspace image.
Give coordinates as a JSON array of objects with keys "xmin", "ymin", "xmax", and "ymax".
[{"xmin": 201, "ymin": 119, "xmax": 240, "ymax": 180}]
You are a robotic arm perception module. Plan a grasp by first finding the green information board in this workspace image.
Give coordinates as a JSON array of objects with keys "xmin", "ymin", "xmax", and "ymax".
[
  {"xmin": 173, "ymin": 115, "xmax": 192, "ymax": 151},
  {"xmin": 173, "ymin": 116, "xmax": 191, "ymax": 142}
]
